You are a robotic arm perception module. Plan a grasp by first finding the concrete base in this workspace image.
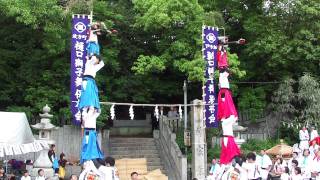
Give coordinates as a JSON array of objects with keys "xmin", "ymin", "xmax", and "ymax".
[{"xmin": 33, "ymin": 150, "xmax": 52, "ymax": 168}]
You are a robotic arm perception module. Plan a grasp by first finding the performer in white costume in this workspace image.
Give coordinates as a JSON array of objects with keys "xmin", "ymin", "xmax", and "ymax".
[
  {"xmin": 219, "ymin": 69, "xmax": 230, "ymax": 89},
  {"xmin": 310, "ymin": 126, "xmax": 319, "ymax": 141},
  {"xmin": 299, "ymin": 126, "xmax": 310, "ymax": 150}
]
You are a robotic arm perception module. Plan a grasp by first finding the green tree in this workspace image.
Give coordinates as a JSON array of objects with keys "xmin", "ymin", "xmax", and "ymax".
[{"xmin": 272, "ymin": 74, "xmax": 320, "ymax": 129}]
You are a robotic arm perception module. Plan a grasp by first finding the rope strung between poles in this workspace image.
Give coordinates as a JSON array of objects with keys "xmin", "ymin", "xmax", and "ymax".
[{"xmin": 100, "ymin": 101, "xmax": 217, "ymax": 107}]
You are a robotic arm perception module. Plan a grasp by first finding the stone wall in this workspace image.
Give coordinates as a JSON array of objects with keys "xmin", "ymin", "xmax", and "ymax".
[{"xmin": 154, "ymin": 116, "xmax": 187, "ymax": 180}]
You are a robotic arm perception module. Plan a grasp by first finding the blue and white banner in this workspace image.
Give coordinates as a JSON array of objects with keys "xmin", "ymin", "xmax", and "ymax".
[
  {"xmin": 71, "ymin": 14, "xmax": 91, "ymax": 125},
  {"xmin": 202, "ymin": 26, "xmax": 219, "ymax": 128}
]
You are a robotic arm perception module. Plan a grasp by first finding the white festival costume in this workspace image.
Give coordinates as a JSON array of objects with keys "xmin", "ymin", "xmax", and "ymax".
[
  {"xmin": 311, "ymin": 129, "xmax": 319, "ymax": 141},
  {"xmin": 299, "ymin": 130, "xmax": 310, "ymax": 150},
  {"xmin": 83, "ymin": 57, "xmax": 105, "ymax": 78},
  {"xmin": 219, "ymin": 71, "xmax": 230, "ymax": 89},
  {"xmin": 221, "ymin": 115, "xmax": 236, "ymax": 146}
]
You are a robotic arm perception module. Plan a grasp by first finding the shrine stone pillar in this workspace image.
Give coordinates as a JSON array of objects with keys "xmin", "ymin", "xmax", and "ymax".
[{"xmin": 191, "ymin": 99, "xmax": 207, "ymax": 179}]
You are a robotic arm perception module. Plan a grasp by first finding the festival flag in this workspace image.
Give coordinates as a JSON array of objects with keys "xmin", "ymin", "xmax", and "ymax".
[
  {"xmin": 71, "ymin": 14, "xmax": 91, "ymax": 125},
  {"xmin": 202, "ymin": 26, "xmax": 219, "ymax": 128}
]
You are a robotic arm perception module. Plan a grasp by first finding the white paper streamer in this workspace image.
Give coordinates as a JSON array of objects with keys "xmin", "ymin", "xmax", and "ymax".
[
  {"xmin": 179, "ymin": 105, "xmax": 183, "ymax": 120},
  {"xmin": 33, "ymin": 142, "xmax": 43, "ymax": 152},
  {"xmin": 0, "ymin": 144, "xmax": 4, "ymax": 157},
  {"xmin": 110, "ymin": 104, "xmax": 115, "ymax": 120},
  {"xmin": 129, "ymin": 105, "xmax": 134, "ymax": 120},
  {"xmin": 154, "ymin": 105, "xmax": 159, "ymax": 121},
  {"xmin": 12, "ymin": 145, "xmax": 22, "ymax": 155},
  {"xmin": 39, "ymin": 141, "xmax": 49, "ymax": 149},
  {"xmin": 4, "ymin": 145, "xmax": 13, "ymax": 156}
]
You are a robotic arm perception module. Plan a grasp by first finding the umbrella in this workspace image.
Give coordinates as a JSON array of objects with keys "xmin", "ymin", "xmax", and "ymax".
[{"xmin": 266, "ymin": 139, "xmax": 293, "ymax": 157}]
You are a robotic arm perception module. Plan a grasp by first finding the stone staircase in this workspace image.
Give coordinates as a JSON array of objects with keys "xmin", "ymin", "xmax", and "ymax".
[{"xmin": 109, "ymin": 137, "xmax": 167, "ymax": 177}]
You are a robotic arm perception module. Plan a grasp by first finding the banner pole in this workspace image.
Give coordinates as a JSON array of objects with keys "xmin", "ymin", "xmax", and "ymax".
[{"xmin": 90, "ymin": 11, "xmax": 93, "ymax": 24}]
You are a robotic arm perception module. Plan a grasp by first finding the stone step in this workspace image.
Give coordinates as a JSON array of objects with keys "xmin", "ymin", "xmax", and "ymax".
[
  {"xmin": 147, "ymin": 161, "xmax": 163, "ymax": 166},
  {"xmin": 110, "ymin": 143, "xmax": 156, "ymax": 148},
  {"xmin": 147, "ymin": 165, "xmax": 166, "ymax": 172},
  {"xmin": 110, "ymin": 137, "xmax": 167, "ymax": 177},
  {"xmin": 110, "ymin": 146, "xmax": 158, "ymax": 151},
  {"xmin": 111, "ymin": 154, "xmax": 160, "ymax": 159},
  {"xmin": 110, "ymin": 149, "xmax": 159, "ymax": 155},
  {"xmin": 110, "ymin": 138, "xmax": 155, "ymax": 143}
]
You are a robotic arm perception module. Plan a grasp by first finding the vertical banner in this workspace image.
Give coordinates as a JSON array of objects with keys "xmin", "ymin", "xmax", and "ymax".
[
  {"xmin": 71, "ymin": 15, "xmax": 90, "ymax": 125},
  {"xmin": 202, "ymin": 26, "xmax": 219, "ymax": 128}
]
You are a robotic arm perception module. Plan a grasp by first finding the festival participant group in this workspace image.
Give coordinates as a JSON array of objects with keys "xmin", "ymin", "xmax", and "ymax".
[{"xmin": 207, "ymin": 126, "xmax": 320, "ymax": 180}]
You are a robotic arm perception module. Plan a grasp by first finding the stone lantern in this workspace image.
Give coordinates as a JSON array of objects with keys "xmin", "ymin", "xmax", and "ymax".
[
  {"xmin": 233, "ymin": 122, "xmax": 247, "ymax": 147},
  {"xmin": 30, "ymin": 105, "xmax": 59, "ymax": 179}
]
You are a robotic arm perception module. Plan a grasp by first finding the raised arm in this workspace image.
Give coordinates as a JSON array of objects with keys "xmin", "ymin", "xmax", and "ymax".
[{"xmin": 94, "ymin": 60, "xmax": 105, "ymax": 72}]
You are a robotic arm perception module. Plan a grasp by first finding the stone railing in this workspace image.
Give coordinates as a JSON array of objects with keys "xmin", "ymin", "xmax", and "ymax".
[{"xmin": 154, "ymin": 115, "xmax": 187, "ymax": 180}]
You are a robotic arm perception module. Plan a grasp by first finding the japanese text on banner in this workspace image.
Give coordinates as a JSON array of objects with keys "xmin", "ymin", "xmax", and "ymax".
[
  {"xmin": 202, "ymin": 26, "xmax": 219, "ymax": 128},
  {"xmin": 70, "ymin": 15, "xmax": 90, "ymax": 125}
]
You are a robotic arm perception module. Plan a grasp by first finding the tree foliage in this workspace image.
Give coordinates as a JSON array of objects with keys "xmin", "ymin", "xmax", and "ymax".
[
  {"xmin": 0, "ymin": 0, "xmax": 319, "ymax": 129},
  {"xmin": 272, "ymin": 74, "xmax": 320, "ymax": 128}
]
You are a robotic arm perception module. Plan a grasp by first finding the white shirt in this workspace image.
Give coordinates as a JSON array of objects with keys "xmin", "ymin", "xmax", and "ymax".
[
  {"xmin": 88, "ymin": 30, "xmax": 98, "ymax": 43},
  {"xmin": 221, "ymin": 115, "xmax": 236, "ymax": 136},
  {"xmin": 219, "ymin": 72, "xmax": 230, "ymax": 89},
  {"xmin": 35, "ymin": 176, "xmax": 46, "ymax": 180},
  {"xmin": 299, "ymin": 155, "xmax": 312, "ymax": 179},
  {"xmin": 311, "ymin": 157, "xmax": 320, "ymax": 173},
  {"xmin": 309, "ymin": 144, "xmax": 319, "ymax": 158},
  {"xmin": 221, "ymin": 166, "xmax": 237, "ymax": 180},
  {"xmin": 311, "ymin": 130, "xmax": 319, "ymax": 141},
  {"xmin": 79, "ymin": 160, "xmax": 103, "ymax": 180},
  {"xmin": 299, "ymin": 130, "xmax": 309, "ymax": 141},
  {"xmin": 298, "ymin": 155, "xmax": 313, "ymax": 168},
  {"xmin": 83, "ymin": 59, "xmax": 104, "ymax": 78},
  {"xmin": 280, "ymin": 173, "xmax": 290, "ymax": 180},
  {"xmin": 287, "ymin": 157, "xmax": 298, "ymax": 173},
  {"xmin": 291, "ymin": 174, "xmax": 303, "ymax": 180},
  {"xmin": 21, "ymin": 176, "xmax": 31, "ymax": 180},
  {"xmin": 235, "ymin": 163, "xmax": 248, "ymax": 180},
  {"xmin": 83, "ymin": 110, "xmax": 100, "ymax": 129},
  {"xmin": 260, "ymin": 154, "xmax": 272, "ymax": 169},
  {"xmin": 243, "ymin": 162, "xmax": 261, "ymax": 179},
  {"xmin": 209, "ymin": 163, "xmax": 221, "ymax": 178},
  {"xmin": 98, "ymin": 166, "xmax": 119, "ymax": 180}
]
